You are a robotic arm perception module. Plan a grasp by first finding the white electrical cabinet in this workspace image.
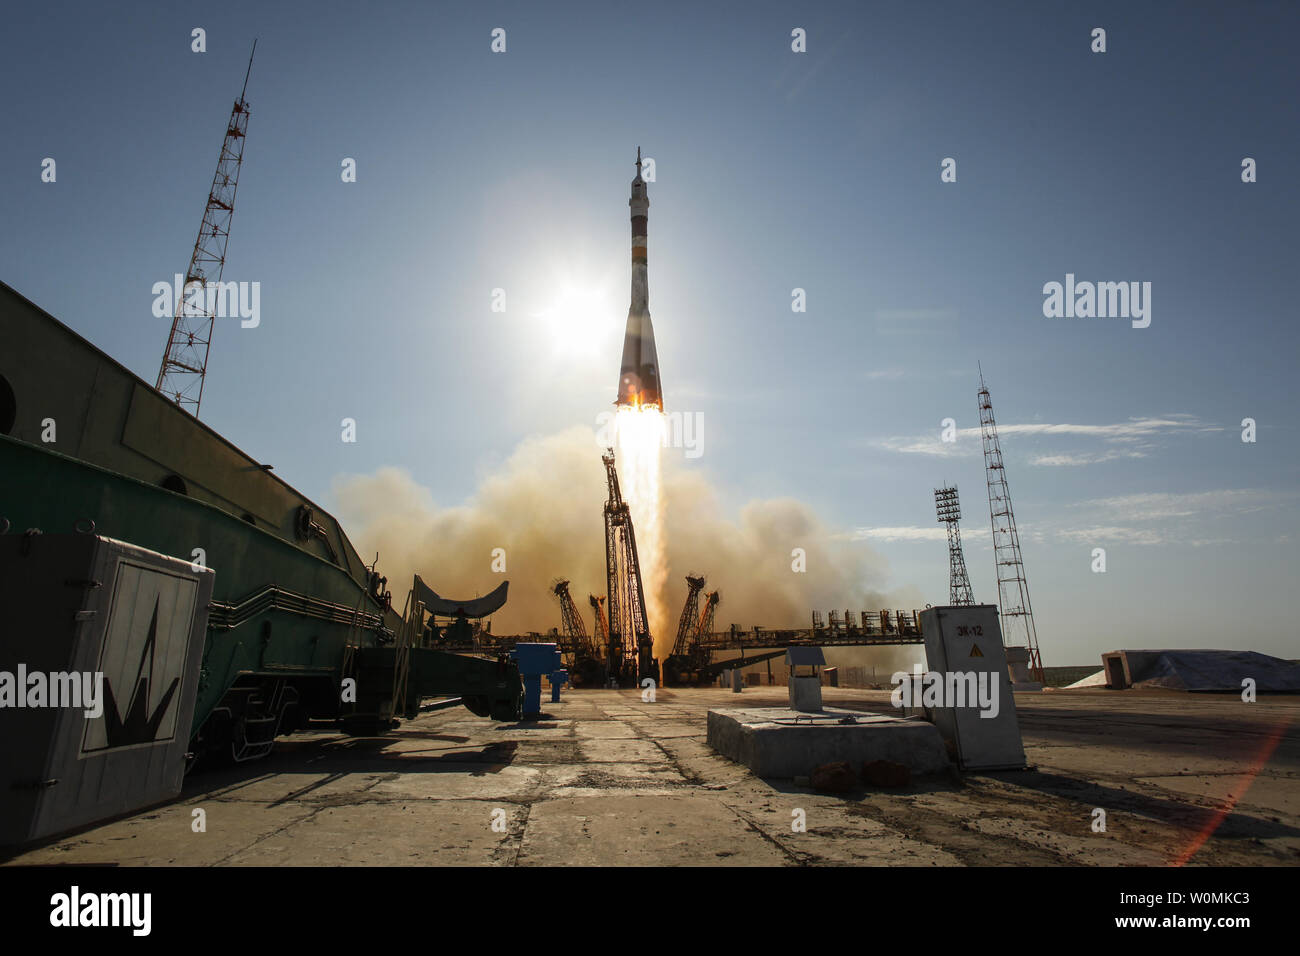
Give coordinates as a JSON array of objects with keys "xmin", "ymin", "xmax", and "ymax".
[
  {"xmin": 919, "ymin": 605, "xmax": 1026, "ymax": 770},
  {"xmin": 0, "ymin": 534, "xmax": 214, "ymax": 844}
]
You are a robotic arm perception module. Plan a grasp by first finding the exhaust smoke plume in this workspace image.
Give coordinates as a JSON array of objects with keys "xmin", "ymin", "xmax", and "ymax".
[{"xmin": 331, "ymin": 426, "xmax": 923, "ymax": 661}]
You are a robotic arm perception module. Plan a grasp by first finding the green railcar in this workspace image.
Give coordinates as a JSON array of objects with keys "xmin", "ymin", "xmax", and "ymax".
[{"xmin": 0, "ymin": 281, "xmax": 523, "ymax": 764}]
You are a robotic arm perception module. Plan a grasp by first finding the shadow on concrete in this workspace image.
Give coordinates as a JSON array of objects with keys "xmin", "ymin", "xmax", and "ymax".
[
  {"xmin": 181, "ymin": 738, "xmax": 521, "ymax": 801},
  {"xmin": 379, "ymin": 731, "xmax": 473, "ymax": 743},
  {"xmin": 756, "ymin": 771, "xmax": 962, "ymax": 800},
  {"xmin": 495, "ymin": 716, "xmax": 562, "ymax": 728},
  {"xmin": 982, "ymin": 768, "xmax": 1300, "ymax": 843},
  {"xmin": 1015, "ymin": 708, "xmax": 1298, "ymax": 771}
]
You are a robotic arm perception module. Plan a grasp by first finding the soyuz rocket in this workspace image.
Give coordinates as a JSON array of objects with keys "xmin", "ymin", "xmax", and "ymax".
[{"xmin": 616, "ymin": 148, "xmax": 663, "ymax": 411}]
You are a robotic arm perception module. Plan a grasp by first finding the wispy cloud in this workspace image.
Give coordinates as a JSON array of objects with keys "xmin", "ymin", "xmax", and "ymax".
[
  {"xmin": 1030, "ymin": 450, "xmax": 1147, "ymax": 466},
  {"xmin": 871, "ymin": 414, "xmax": 1220, "ymax": 464},
  {"xmin": 1071, "ymin": 488, "xmax": 1292, "ymax": 522},
  {"xmin": 993, "ymin": 416, "xmax": 1220, "ymax": 441},
  {"xmin": 853, "ymin": 526, "xmax": 989, "ymax": 543},
  {"xmin": 873, "ymin": 435, "xmax": 976, "ymax": 458},
  {"xmin": 853, "ymin": 488, "xmax": 1290, "ymax": 549},
  {"xmin": 1053, "ymin": 526, "xmax": 1172, "ymax": 546}
]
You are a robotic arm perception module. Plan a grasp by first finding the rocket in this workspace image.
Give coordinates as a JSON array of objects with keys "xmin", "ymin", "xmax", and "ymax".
[{"xmin": 616, "ymin": 147, "xmax": 663, "ymax": 410}]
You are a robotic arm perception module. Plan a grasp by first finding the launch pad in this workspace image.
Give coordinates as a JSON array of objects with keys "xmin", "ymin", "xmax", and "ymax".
[{"xmin": 6, "ymin": 685, "xmax": 1295, "ymax": 868}]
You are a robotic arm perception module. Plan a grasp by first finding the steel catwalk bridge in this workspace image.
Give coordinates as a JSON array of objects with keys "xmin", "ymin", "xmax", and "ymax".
[{"xmin": 428, "ymin": 609, "xmax": 930, "ymax": 655}]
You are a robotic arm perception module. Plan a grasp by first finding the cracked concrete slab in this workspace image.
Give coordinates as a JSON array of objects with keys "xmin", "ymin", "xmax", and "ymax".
[
  {"xmin": 224, "ymin": 801, "xmax": 516, "ymax": 866},
  {"xmin": 579, "ymin": 738, "xmax": 665, "ymax": 762},
  {"xmin": 3, "ymin": 686, "xmax": 1295, "ymax": 867},
  {"xmin": 517, "ymin": 794, "xmax": 789, "ymax": 866}
]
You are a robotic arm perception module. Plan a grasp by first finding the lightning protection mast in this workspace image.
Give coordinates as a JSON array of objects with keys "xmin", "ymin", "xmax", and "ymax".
[
  {"xmin": 156, "ymin": 42, "xmax": 256, "ymax": 416},
  {"xmin": 978, "ymin": 368, "xmax": 1045, "ymax": 682}
]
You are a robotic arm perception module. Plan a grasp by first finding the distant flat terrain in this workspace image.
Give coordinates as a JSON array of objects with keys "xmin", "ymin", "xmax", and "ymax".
[
  {"xmin": 1043, "ymin": 665, "xmax": 1104, "ymax": 687},
  {"xmin": 4, "ymin": 687, "xmax": 1296, "ymax": 866}
]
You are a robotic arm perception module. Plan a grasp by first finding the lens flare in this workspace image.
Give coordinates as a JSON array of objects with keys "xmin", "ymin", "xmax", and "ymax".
[{"xmin": 615, "ymin": 404, "xmax": 669, "ymax": 660}]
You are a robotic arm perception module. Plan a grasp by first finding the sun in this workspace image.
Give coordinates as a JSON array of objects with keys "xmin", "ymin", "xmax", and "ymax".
[{"xmin": 531, "ymin": 279, "xmax": 613, "ymax": 357}]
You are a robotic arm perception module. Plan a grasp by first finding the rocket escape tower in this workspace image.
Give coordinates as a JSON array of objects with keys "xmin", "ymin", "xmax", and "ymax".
[
  {"xmin": 156, "ymin": 43, "xmax": 256, "ymax": 417},
  {"xmin": 978, "ymin": 370, "xmax": 1046, "ymax": 682},
  {"xmin": 602, "ymin": 449, "xmax": 656, "ymax": 685},
  {"xmin": 934, "ymin": 486, "xmax": 975, "ymax": 606}
]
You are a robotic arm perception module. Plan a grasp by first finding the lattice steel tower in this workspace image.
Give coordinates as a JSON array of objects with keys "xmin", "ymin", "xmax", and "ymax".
[
  {"xmin": 156, "ymin": 43, "xmax": 256, "ymax": 416},
  {"xmin": 934, "ymin": 486, "xmax": 974, "ymax": 606},
  {"xmin": 551, "ymin": 580, "xmax": 593, "ymax": 660},
  {"xmin": 671, "ymin": 575, "xmax": 706, "ymax": 660},
  {"xmin": 602, "ymin": 449, "xmax": 655, "ymax": 685},
  {"xmin": 978, "ymin": 369, "xmax": 1044, "ymax": 680}
]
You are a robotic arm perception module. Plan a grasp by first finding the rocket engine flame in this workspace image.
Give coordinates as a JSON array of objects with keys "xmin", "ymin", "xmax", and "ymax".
[{"xmin": 614, "ymin": 404, "xmax": 669, "ymax": 658}]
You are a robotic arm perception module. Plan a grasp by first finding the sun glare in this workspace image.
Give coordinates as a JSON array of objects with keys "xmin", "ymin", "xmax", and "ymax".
[{"xmin": 533, "ymin": 281, "xmax": 612, "ymax": 356}]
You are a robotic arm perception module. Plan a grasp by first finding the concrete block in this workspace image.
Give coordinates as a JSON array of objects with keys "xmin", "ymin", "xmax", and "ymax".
[
  {"xmin": 1005, "ymin": 646, "xmax": 1043, "ymax": 692},
  {"xmin": 788, "ymin": 676, "xmax": 822, "ymax": 712},
  {"xmin": 707, "ymin": 707, "xmax": 951, "ymax": 779}
]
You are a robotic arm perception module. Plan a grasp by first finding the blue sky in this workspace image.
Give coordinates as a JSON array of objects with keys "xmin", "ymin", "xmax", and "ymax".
[{"xmin": 2, "ymin": 1, "xmax": 1296, "ymax": 663}]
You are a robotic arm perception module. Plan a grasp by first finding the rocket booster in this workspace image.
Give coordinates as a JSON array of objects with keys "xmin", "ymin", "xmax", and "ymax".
[{"xmin": 616, "ymin": 147, "xmax": 663, "ymax": 410}]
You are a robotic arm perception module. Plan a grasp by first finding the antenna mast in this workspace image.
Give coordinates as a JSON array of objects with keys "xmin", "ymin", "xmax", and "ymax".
[
  {"xmin": 978, "ymin": 372, "xmax": 1045, "ymax": 681},
  {"xmin": 156, "ymin": 42, "xmax": 256, "ymax": 415}
]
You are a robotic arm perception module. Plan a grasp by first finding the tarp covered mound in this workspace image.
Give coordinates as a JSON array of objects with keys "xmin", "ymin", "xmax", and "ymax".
[
  {"xmin": 1066, "ymin": 669, "xmax": 1108, "ymax": 689},
  {"xmin": 1118, "ymin": 649, "xmax": 1300, "ymax": 692}
]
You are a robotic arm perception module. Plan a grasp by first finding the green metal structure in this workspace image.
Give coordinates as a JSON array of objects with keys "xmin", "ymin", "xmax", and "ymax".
[{"xmin": 0, "ymin": 281, "xmax": 522, "ymax": 764}]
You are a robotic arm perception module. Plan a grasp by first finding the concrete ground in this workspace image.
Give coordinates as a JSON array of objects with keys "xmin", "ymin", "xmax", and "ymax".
[{"xmin": 4, "ymin": 686, "xmax": 1297, "ymax": 866}]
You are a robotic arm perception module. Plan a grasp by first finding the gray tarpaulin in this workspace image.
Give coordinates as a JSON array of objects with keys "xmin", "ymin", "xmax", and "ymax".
[{"xmin": 1111, "ymin": 649, "xmax": 1300, "ymax": 692}]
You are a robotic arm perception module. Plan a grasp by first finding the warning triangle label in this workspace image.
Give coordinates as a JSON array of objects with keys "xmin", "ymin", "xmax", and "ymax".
[{"xmin": 970, "ymin": 644, "xmax": 984, "ymax": 658}]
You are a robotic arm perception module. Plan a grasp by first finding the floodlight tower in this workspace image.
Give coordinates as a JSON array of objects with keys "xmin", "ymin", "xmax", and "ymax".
[{"xmin": 934, "ymin": 486, "xmax": 975, "ymax": 606}]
